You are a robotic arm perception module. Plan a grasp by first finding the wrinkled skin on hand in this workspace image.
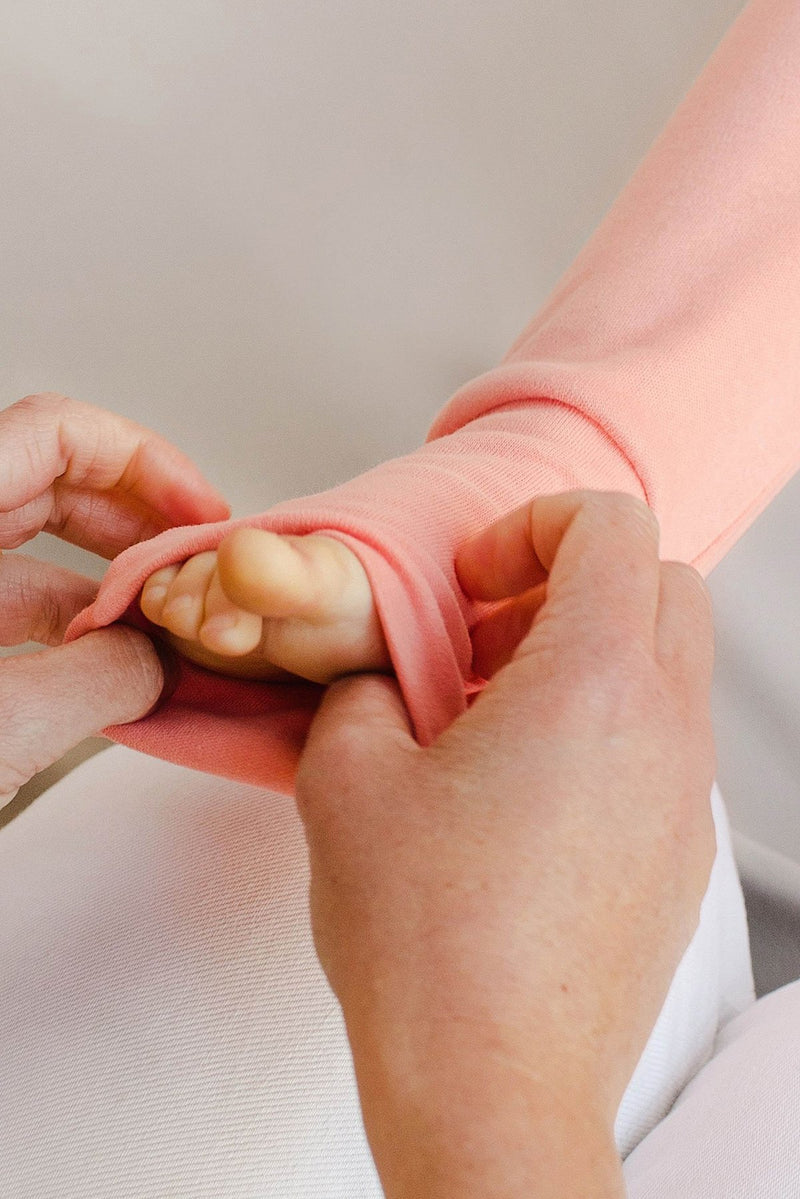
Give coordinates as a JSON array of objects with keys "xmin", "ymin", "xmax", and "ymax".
[
  {"xmin": 0, "ymin": 393, "xmax": 230, "ymax": 807},
  {"xmin": 296, "ymin": 490, "xmax": 717, "ymax": 1199}
]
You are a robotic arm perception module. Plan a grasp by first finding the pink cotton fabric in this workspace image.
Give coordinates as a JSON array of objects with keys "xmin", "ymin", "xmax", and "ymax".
[{"xmin": 66, "ymin": 0, "xmax": 800, "ymax": 793}]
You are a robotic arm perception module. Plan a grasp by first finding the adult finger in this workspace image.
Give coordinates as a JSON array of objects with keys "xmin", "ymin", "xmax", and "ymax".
[
  {"xmin": 0, "ymin": 486, "xmax": 174, "ymax": 559},
  {"xmin": 296, "ymin": 674, "xmax": 415, "ymax": 825},
  {"xmin": 655, "ymin": 561, "xmax": 715, "ymax": 695},
  {"xmin": 0, "ymin": 553, "xmax": 100, "ymax": 646},
  {"xmin": 455, "ymin": 502, "xmax": 549, "ymax": 601},
  {"xmin": 0, "ymin": 626, "xmax": 169, "ymax": 808},
  {"xmin": 469, "ymin": 583, "xmax": 548, "ymax": 679},
  {"xmin": 459, "ymin": 490, "xmax": 662, "ymax": 659},
  {"xmin": 0, "ymin": 394, "xmax": 231, "ymax": 556}
]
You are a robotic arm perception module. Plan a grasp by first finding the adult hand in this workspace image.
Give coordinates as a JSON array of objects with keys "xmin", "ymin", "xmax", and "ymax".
[
  {"xmin": 0, "ymin": 392, "xmax": 230, "ymax": 808},
  {"xmin": 296, "ymin": 490, "xmax": 717, "ymax": 1199}
]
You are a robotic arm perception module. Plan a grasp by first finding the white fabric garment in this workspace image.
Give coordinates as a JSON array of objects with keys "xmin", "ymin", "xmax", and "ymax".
[
  {"xmin": 0, "ymin": 747, "xmax": 752, "ymax": 1196},
  {"xmin": 625, "ymin": 979, "xmax": 800, "ymax": 1197}
]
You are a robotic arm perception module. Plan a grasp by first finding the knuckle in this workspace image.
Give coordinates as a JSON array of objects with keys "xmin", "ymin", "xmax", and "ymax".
[
  {"xmin": 576, "ymin": 491, "xmax": 660, "ymax": 547},
  {"xmin": 3, "ymin": 562, "xmax": 68, "ymax": 646},
  {"xmin": 25, "ymin": 576, "xmax": 66, "ymax": 646},
  {"xmin": 581, "ymin": 655, "xmax": 647, "ymax": 718},
  {"xmin": 518, "ymin": 611, "xmax": 651, "ymax": 725},
  {"xmin": 606, "ymin": 491, "xmax": 660, "ymax": 535},
  {"xmin": 0, "ymin": 508, "xmax": 45, "ymax": 550},
  {"xmin": 564, "ymin": 641, "xmax": 661, "ymax": 730},
  {"xmin": 14, "ymin": 392, "xmax": 72, "ymax": 421}
]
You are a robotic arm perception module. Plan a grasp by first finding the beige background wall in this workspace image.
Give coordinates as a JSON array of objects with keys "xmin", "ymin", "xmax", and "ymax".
[{"xmin": 3, "ymin": 1, "xmax": 797, "ymax": 853}]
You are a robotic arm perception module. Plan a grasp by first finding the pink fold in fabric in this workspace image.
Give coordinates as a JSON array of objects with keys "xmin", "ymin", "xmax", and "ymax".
[{"xmin": 66, "ymin": 0, "xmax": 800, "ymax": 793}]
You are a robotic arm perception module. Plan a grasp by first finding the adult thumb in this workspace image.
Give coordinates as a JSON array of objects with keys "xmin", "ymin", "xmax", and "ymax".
[
  {"xmin": 0, "ymin": 626, "xmax": 170, "ymax": 809},
  {"xmin": 296, "ymin": 673, "xmax": 415, "ymax": 821}
]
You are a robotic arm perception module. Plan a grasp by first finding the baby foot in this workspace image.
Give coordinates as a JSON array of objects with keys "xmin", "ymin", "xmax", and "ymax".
[{"xmin": 139, "ymin": 528, "xmax": 392, "ymax": 683}]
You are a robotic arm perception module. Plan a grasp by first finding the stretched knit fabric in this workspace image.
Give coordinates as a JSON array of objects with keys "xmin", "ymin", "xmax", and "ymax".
[{"xmin": 66, "ymin": 0, "xmax": 800, "ymax": 793}]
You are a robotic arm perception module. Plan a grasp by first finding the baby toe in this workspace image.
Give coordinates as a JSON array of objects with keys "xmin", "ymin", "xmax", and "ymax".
[
  {"xmin": 161, "ymin": 591, "xmax": 206, "ymax": 640},
  {"xmin": 199, "ymin": 609, "xmax": 264, "ymax": 656},
  {"xmin": 199, "ymin": 567, "xmax": 264, "ymax": 656},
  {"xmin": 140, "ymin": 565, "xmax": 180, "ymax": 625},
  {"xmin": 158, "ymin": 551, "xmax": 218, "ymax": 640}
]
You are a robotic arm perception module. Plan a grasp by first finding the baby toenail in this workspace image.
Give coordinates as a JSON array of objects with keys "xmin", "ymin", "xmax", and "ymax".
[
  {"xmin": 202, "ymin": 614, "xmax": 238, "ymax": 634},
  {"xmin": 164, "ymin": 595, "xmax": 196, "ymax": 615}
]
